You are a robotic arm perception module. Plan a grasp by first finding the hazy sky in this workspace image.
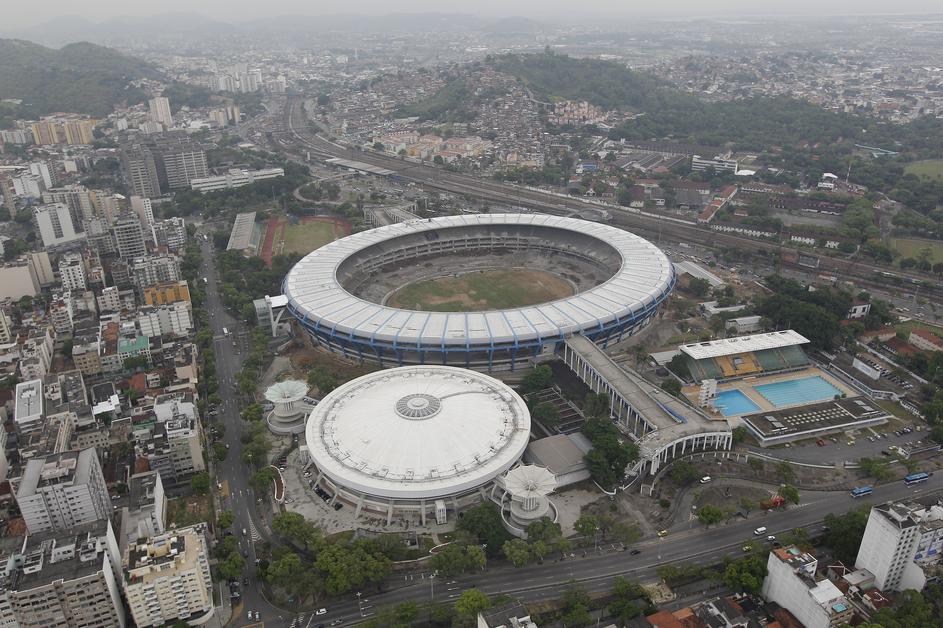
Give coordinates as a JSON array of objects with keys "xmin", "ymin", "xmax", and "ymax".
[{"xmin": 6, "ymin": 0, "xmax": 943, "ymax": 28}]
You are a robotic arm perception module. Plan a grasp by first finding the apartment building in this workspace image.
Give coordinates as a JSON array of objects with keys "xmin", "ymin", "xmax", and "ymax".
[
  {"xmin": 762, "ymin": 546, "xmax": 853, "ymax": 628},
  {"xmin": 855, "ymin": 497, "xmax": 943, "ymax": 592},
  {"xmin": 15, "ymin": 448, "xmax": 112, "ymax": 534},
  {"xmin": 0, "ymin": 520, "xmax": 126, "ymax": 628},
  {"xmin": 124, "ymin": 525, "xmax": 214, "ymax": 627},
  {"xmin": 58, "ymin": 252, "xmax": 87, "ymax": 291}
]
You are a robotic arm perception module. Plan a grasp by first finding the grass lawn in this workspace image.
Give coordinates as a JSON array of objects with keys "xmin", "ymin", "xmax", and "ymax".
[
  {"xmin": 166, "ymin": 494, "xmax": 213, "ymax": 528},
  {"xmin": 904, "ymin": 159, "xmax": 943, "ymax": 181},
  {"xmin": 387, "ymin": 269, "xmax": 573, "ymax": 312},
  {"xmin": 894, "ymin": 318, "xmax": 943, "ymax": 336},
  {"xmin": 281, "ymin": 220, "xmax": 344, "ymax": 255},
  {"xmin": 890, "ymin": 237, "xmax": 943, "ymax": 264}
]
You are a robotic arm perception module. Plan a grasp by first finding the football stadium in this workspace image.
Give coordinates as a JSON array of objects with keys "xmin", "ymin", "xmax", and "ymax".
[
  {"xmin": 283, "ymin": 214, "xmax": 675, "ymax": 371},
  {"xmin": 674, "ymin": 331, "xmax": 888, "ymax": 446}
]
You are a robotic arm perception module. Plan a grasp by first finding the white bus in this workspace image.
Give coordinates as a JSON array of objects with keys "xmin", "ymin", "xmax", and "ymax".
[{"xmin": 222, "ymin": 327, "xmax": 229, "ymax": 336}]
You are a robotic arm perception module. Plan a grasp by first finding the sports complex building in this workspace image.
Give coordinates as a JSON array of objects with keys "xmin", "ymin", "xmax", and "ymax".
[
  {"xmin": 675, "ymin": 331, "xmax": 890, "ymax": 446},
  {"xmin": 303, "ymin": 365, "xmax": 531, "ymax": 523},
  {"xmin": 283, "ymin": 214, "xmax": 675, "ymax": 371}
]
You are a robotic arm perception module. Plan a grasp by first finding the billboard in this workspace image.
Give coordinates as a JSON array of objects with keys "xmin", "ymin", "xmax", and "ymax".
[{"xmin": 852, "ymin": 357, "xmax": 881, "ymax": 381}]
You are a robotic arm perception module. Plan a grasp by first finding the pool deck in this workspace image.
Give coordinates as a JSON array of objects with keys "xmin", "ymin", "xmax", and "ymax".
[{"xmin": 682, "ymin": 367, "xmax": 856, "ymax": 418}]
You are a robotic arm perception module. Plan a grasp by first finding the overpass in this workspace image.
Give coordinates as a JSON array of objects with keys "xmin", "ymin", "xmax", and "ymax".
[{"xmin": 562, "ymin": 335, "xmax": 732, "ymax": 486}]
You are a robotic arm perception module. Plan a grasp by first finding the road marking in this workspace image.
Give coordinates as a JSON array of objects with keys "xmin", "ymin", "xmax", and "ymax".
[{"xmin": 248, "ymin": 519, "xmax": 263, "ymax": 542}]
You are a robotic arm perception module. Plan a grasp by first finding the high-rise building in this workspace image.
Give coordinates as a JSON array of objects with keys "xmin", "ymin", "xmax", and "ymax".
[
  {"xmin": 0, "ymin": 308, "xmax": 12, "ymax": 344},
  {"xmin": 153, "ymin": 138, "xmax": 208, "ymax": 190},
  {"xmin": 132, "ymin": 254, "xmax": 181, "ymax": 289},
  {"xmin": 120, "ymin": 143, "xmax": 161, "ymax": 198},
  {"xmin": 29, "ymin": 251, "xmax": 56, "ymax": 287},
  {"xmin": 15, "ymin": 448, "xmax": 112, "ymax": 534},
  {"xmin": 855, "ymin": 497, "xmax": 943, "ymax": 592},
  {"xmin": 33, "ymin": 203, "xmax": 85, "ymax": 249},
  {"xmin": 151, "ymin": 217, "xmax": 187, "ymax": 251},
  {"xmin": 123, "ymin": 525, "xmax": 214, "ymax": 627},
  {"xmin": 12, "ymin": 173, "xmax": 45, "ymax": 199},
  {"xmin": 148, "ymin": 96, "xmax": 174, "ymax": 128},
  {"xmin": 30, "ymin": 118, "xmax": 96, "ymax": 146},
  {"xmin": 113, "ymin": 214, "xmax": 148, "ymax": 260},
  {"xmin": 58, "ymin": 253, "xmax": 87, "ymax": 291},
  {"xmin": 42, "ymin": 185, "xmax": 93, "ymax": 230},
  {"xmin": 29, "ymin": 161, "xmax": 57, "ymax": 189},
  {"xmin": 1, "ymin": 520, "xmax": 127, "ymax": 628},
  {"xmin": 762, "ymin": 546, "xmax": 854, "ymax": 628},
  {"xmin": 130, "ymin": 195, "xmax": 155, "ymax": 225},
  {"xmin": 62, "ymin": 118, "xmax": 96, "ymax": 145},
  {"xmin": 0, "ymin": 174, "xmax": 17, "ymax": 216}
]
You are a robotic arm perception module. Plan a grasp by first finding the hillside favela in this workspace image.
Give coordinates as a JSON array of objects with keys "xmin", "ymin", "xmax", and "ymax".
[{"xmin": 2, "ymin": 1, "xmax": 943, "ymax": 626}]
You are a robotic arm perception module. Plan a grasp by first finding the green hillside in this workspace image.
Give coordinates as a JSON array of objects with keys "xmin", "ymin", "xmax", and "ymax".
[{"xmin": 0, "ymin": 39, "xmax": 161, "ymax": 117}]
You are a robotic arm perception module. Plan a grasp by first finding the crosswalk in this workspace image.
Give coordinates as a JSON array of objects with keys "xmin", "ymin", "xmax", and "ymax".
[{"xmin": 248, "ymin": 519, "xmax": 262, "ymax": 542}]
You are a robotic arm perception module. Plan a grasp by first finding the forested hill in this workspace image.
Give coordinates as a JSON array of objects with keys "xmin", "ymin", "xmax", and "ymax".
[
  {"xmin": 489, "ymin": 52, "xmax": 669, "ymax": 111},
  {"xmin": 489, "ymin": 52, "xmax": 943, "ymax": 157},
  {"xmin": 0, "ymin": 39, "xmax": 160, "ymax": 117}
]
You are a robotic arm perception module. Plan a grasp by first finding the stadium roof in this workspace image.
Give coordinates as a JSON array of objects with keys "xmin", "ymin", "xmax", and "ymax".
[
  {"xmin": 283, "ymin": 214, "xmax": 674, "ymax": 346},
  {"xmin": 304, "ymin": 366, "xmax": 530, "ymax": 499},
  {"xmin": 679, "ymin": 330, "xmax": 810, "ymax": 360}
]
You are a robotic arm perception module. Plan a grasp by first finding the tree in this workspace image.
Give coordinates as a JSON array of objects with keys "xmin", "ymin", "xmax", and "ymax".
[
  {"xmin": 454, "ymin": 588, "xmax": 491, "ymax": 617},
  {"xmin": 217, "ymin": 551, "xmax": 246, "ymax": 581},
  {"xmin": 779, "ymin": 484, "xmax": 801, "ymax": 505},
  {"xmin": 560, "ymin": 583, "xmax": 593, "ymax": 628},
  {"xmin": 722, "ymin": 554, "xmax": 768, "ymax": 594},
  {"xmin": 315, "ymin": 540, "xmax": 392, "ymax": 595},
  {"xmin": 212, "ymin": 442, "xmax": 228, "ymax": 462},
  {"xmin": 739, "ymin": 497, "xmax": 755, "ymax": 515},
  {"xmin": 431, "ymin": 543, "xmax": 486, "ymax": 576},
  {"xmin": 241, "ymin": 403, "xmax": 263, "ymax": 422},
  {"xmin": 611, "ymin": 521, "xmax": 642, "ymax": 545},
  {"xmin": 272, "ymin": 512, "xmax": 324, "ymax": 552},
  {"xmin": 531, "ymin": 401, "xmax": 560, "ymax": 428},
  {"xmin": 574, "ymin": 514, "xmax": 599, "ymax": 538},
  {"xmin": 457, "ymin": 502, "xmax": 512, "ymax": 557},
  {"xmin": 190, "ymin": 472, "xmax": 210, "ymax": 495},
  {"xmin": 687, "ymin": 277, "xmax": 711, "ymax": 298},
  {"xmin": 502, "ymin": 538, "xmax": 533, "ymax": 567},
  {"xmin": 250, "ymin": 467, "xmax": 277, "ymax": 493},
  {"xmin": 823, "ymin": 507, "xmax": 871, "ymax": 564},
  {"xmin": 308, "ymin": 366, "xmax": 339, "ymax": 395},
  {"xmin": 697, "ymin": 504, "xmax": 726, "ymax": 527},
  {"xmin": 668, "ymin": 461, "xmax": 701, "ymax": 485},
  {"xmin": 520, "ymin": 365, "xmax": 553, "ymax": 394},
  {"xmin": 775, "ymin": 461, "xmax": 796, "ymax": 483},
  {"xmin": 732, "ymin": 426, "xmax": 748, "ymax": 443},
  {"xmin": 859, "ymin": 457, "xmax": 892, "ymax": 481},
  {"xmin": 660, "ymin": 378, "xmax": 682, "ymax": 396},
  {"xmin": 609, "ymin": 576, "xmax": 648, "ymax": 625},
  {"xmin": 217, "ymin": 510, "xmax": 235, "ymax": 529}
]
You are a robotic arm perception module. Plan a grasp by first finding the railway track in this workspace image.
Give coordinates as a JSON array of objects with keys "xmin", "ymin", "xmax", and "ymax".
[{"xmin": 282, "ymin": 97, "xmax": 943, "ymax": 301}]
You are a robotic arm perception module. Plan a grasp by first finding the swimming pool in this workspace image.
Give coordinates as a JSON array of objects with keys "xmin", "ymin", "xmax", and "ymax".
[
  {"xmin": 713, "ymin": 389, "xmax": 761, "ymax": 417},
  {"xmin": 753, "ymin": 376, "xmax": 843, "ymax": 408}
]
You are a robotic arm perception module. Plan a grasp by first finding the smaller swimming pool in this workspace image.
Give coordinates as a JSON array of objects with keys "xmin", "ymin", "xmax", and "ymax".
[
  {"xmin": 713, "ymin": 389, "xmax": 760, "ymax": 417},
  {"xmin": 753, "ymin": 375, "xmax": 843, "ymax": 408}
]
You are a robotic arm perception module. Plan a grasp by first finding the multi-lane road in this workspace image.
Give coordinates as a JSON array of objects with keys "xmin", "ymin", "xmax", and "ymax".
[{"xmin": 198, "ymin": 236, "xmax": 285, "ymax": 624}]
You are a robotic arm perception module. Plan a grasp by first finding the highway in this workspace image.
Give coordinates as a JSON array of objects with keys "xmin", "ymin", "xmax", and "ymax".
[{"xmin": 263, "ymin": 474, "xmax": 943, "ymax": 626}]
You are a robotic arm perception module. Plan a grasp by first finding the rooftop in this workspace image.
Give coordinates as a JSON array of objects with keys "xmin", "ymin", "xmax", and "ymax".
[
  {"xmin": 305, "ymin": 365, "xmax": 530, "ymax": 499},
  {"xmin": 742, "ymin": 397, "xmax": 890, "ymax": 439},
  {"xmin": 14, "ymin": 520, "xmax": 113, "ymax": 590},
  {"xmin": 680, "ymin": 330, "xmax": 810, "ymax": 360}
]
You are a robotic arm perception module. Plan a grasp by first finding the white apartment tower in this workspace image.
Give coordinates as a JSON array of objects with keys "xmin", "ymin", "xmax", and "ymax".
[
  {"xmin": 58, "ymin": 252, "xmax": 87, "ymax": 291},
  {"xmin": 855, "ymin": 498, "xmax": 943, "ymax": 592},
  {"xmin": 762, "ymin": 546, "xmax": 854, "ymax": 628},
  {"xmin": 148, "ymin": 96, "xmax": 174, "ymax": 128},
  {"xmin": 15, "ymin": 448, "xmax": 112, "ymax": 535}
]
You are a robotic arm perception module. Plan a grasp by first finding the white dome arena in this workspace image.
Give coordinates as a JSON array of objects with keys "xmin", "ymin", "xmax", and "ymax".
[{"xmin": 304, "ymin": 365, "xmax": 531, "ymax": 521}]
